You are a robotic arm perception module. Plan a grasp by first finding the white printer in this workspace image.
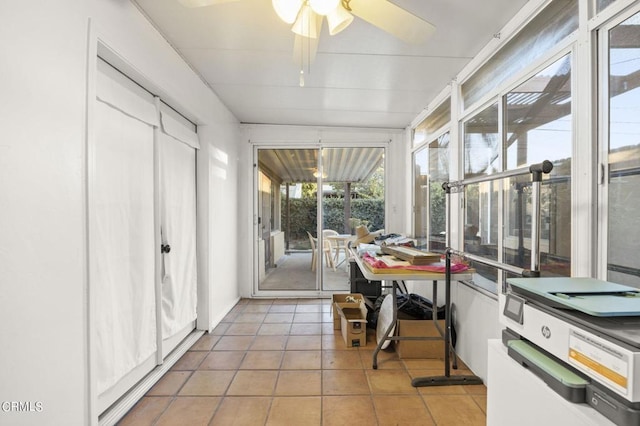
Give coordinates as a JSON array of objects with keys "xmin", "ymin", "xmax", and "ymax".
[{"xmin": 500, "ymin": 277, "xmax": 640, "ymax": 426}]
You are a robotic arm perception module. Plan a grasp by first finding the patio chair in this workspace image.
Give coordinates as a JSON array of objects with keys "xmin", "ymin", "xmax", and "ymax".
[
  {"xmin": 307, "ymin": 231, "xmax": 335, "ymax": 272},
  {"xmin": 322, "ymin": 229, "xmax": 339, "ymax": 262}
]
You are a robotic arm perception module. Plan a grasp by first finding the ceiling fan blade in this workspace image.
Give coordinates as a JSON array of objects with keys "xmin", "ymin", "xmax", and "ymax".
[
  {"xmin": 177, "ymin": 0, "xmax": 241, "ymax": 7},
  {"xmin": 348, "ymin": 0, "xmax": 435, "ymax": 44}
]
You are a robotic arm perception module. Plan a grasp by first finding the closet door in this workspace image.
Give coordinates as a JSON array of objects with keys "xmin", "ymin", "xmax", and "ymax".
[
  {"xmin": 158, "ymin": 114, "xmax": 198, "ymax": 355},
  {"xmin": 92, "ymin": 59, "xmax": 159, "ymax": 412}
]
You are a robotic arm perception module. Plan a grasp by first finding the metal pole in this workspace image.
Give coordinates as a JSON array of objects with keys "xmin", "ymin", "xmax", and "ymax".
[
  {"xmin": 447, "ymin": 160, "xmax": 553, "ymax": 189},
  {"xmin": 530, "ymin": 180, "xmax": 541, "ymax": 273},
  {"xmin": 444, "ymin": 249, "xmax": 451, "ymax": 377}
]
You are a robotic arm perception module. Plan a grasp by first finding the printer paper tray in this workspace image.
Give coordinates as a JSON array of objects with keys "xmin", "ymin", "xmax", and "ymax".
[{"xmin": 507, "ymin": 339, "xmax": 589, "ymax": 403}]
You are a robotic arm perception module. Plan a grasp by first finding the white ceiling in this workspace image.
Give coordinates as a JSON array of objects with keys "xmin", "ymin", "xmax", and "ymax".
[{"xmin": 133, "ymin": 0, "xmax": 529, "ymax": 129}]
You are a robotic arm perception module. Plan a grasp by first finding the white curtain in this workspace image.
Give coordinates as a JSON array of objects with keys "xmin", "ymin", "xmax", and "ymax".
[
  {"xmin": 159, "ymin": 131, "xmax": 198, "ymax": 340},
  {"xmin": 93, "ymin": 100, "xmax": 157, "ymax": 394}
]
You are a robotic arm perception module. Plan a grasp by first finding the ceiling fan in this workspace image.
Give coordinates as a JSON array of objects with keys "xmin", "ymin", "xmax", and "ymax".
[
  {"xmin": 178, "ymin": 0, "xmax": 435, "ymax": 85},
  {"xmin": 178, "ymin": 0, "xmax": 435, "ymax": 43}
]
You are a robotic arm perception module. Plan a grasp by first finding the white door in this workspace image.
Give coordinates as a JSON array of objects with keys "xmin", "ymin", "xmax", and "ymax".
[
  {"xmin": 91, "ymin": 64, "xmax": 158, "ymax": 412},
  {"xmin": 158, "ymin": 128, "xmax": 198, "ymax": 356}
]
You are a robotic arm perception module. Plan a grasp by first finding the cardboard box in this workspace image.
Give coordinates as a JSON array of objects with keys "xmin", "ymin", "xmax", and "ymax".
[
  {"xmin": 395, "ymin": 319, "xmax": 446, "ymax": 359},
  {"xmin": 335, "ymin": 302, "xmax": 368, "ymax": 347},
  {"xmin": 332, "ymin": 293, "xmax": 365, "ymax": 330}
]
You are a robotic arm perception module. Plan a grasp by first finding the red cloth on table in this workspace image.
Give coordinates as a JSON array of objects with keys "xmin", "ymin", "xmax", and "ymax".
[{"xmin": 362, "ymin": 253, "xmax": 470, "ymax": 273}]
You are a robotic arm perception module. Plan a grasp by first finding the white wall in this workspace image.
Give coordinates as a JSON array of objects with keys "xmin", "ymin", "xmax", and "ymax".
[
  {"xmin": 0, "ymin": 2, "xmax": 91, "ymax": 425},
  {"xmin": 0, "ymin": 1, "xmax": 241, "ymax": 425}
]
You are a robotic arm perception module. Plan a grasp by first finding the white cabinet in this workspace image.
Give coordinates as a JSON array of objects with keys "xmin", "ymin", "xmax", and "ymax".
[{"xmin": 487, "ymin": 339, "xmax": 613, "ymax": 426}]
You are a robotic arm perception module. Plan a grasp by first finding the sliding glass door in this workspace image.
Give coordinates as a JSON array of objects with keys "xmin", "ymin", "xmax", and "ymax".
[
  {"xmin": 255, "ymin": 146, "xmax": 385, "ymax": 294},
  {"xmin": 600, "ymin": 10, "xmax": 640, "ymax": 288}
]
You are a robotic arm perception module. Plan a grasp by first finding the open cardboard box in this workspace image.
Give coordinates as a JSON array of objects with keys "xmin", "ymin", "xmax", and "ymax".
[
  {"xmin": 334, "ymin": 302, "xmax": 368, "ymax": 348},
  {"xmin": 332, "ymin": 293, "xmax": 365, "ymax": 330}
]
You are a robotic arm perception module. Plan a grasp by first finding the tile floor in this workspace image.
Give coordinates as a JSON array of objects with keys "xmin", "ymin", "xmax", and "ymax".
[{"xmin": 118, "ymin": 298, "xmax": 487, "ymax": 425}]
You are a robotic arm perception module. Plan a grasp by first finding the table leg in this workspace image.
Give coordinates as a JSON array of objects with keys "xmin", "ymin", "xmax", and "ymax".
[
  {"xmin": 411, "ymin": 251, "xmax": 482, "ymax": 387},
  {"xmin": 372, "ymin": 281, "xmax": 398, "ymax": 369}
]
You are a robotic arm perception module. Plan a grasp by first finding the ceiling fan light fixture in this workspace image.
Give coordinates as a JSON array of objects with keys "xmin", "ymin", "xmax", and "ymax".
[
  {"xmin": 291, "ymin": 4, "xmax": 319, "ymax": 38},
  {"xmin": 326, "ymin": 4, "xmax": 353, "ymax": 35},
  {"xmin": 272, "ymin": 0, "xmax": 304, "ymax": 24},
  {"xmin": 308, "ymin": 0, "xmax": 340, "ymax": 16}
]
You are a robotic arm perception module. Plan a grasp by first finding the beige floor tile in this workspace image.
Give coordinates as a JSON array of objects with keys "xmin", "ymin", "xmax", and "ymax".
[
  {"xmin": 422, "ymin": 394, "xmax": 486, "ymax": 426},
  {"xmin": 366, "ymin": 369, "xmax": 418, "ymax": 394},
  {"xmin": 247, "ymin": 299, "xmax": 274, "ymax": 304},
  {"xmin": 200, "ymin": 351, "xmax": 245, "ymax": 370},
  {"xmin": 250, "ymin": 335, "xmax": 288, "ymax": 351},
  {"xmin": 258, "ymin": 323, "xmax": 292, "ymax": 335},
  {"xmin": 464, "ymin": 384, "xmax": 488, "ymax": 396},
  {"xmin": 118, "ymin": 298, "xmax": 487, "ymax": 426},
  {"xmin": 171, "ymin": 351, "xmax": 207, "ymax": 371},
  {"xmin": 267, "ymin": 397, "xmax": 321, "ymax": 426},
  {"xmin": 322, "ymin": 370, "xmax": 370, "ymax": 395},
  {"xmin": 147, "ymin": 371, "xmax": 191, "ymax": 396},
  {"xmin": 117, "ymin": 396, "xmax": 172, "ymax": 426},
  {"xmin": 373, "ymin": 395, "xmax": 435, "ymax": 426},
  {"xmin": 321, "ymin": 334, "xmax": 358, "ymax": 350},
  {"xmin": 321, "ymin": 323, "xmax": 335, "ymax": 334},
  {"xmin": 211, "ymin": 323, "xmax": 230, "ymax": 335},
  {"xmin": 275, "ymin": 370, "xmax": 322, "ymax": 396},
  {"xmin": 290, "ymin": 323, "xmax": 322, "ymax": 335},
  {"xmin": 322, "ymin": 395, "xmax": 376, "ymax": 426},
  {"xmin": 190, "ymin": 333, "xmax": 220, "ymax": 351},
  {"xmin": 297, "ymin": 298, "xmax": 325, "ymax": 305},
  {"xmin": 210, "ymin": 397, "xmax": 271, "ymax": 426},
  {"xmin": 221, "ymin": 312, "xmax": 240, "ymax": 322},
  {"xmin": 286, "ymin": 335, "xmax": 322, "ymax": 350},
  {"xmin": 179, "ymin": 371, "xmax": 235, "ymax": 396},
  {"xmin": 212, "ymin": 335, "xmax": 255, "ymax": 351},
  {"xmin": 360, "ymin": 349, "xmax": 403, "ymax": 370},
  {"xmin": 264, "ymin": 313, "xmax": 295, "ymax": 323},
  {"xmin": 472, "ymin": 394, "xmax": 487, "ymax": 413},
  {"xmin": 281, "ymin": 350, "xmax": 322, "ymax": 370},
  {"xmin": 293, "ymin": 312, "xmax": 324, "ymax": 323},
  {"xmin": 225, "ymin": 322, "xmax": 261, "ymax": 335},
  {"xmin": 235, "ymin": 313, "xmax": 267, "ymax": 323},
  {"xmin": 322, "ymin": 350, "xmax": 364, "ymax": 369},
  {"xmin": 269, "ymin": 304, "xmax": 297, "ymax": 312},
  {"xmin": 402, "ymin": 358, "xmax": 445, "ymax": 370},
  {"xmin": 240, "ymin": 350, "xmax": 284, "ymax": 369},
  {"xmin": 295, "ymin": 304, "xmax": 322, "ymax": 312},
  {"xmin": 243, "ymin": 304, "xmax": 272, "ymax": 313},
  {"xmin": 272, "ymin": 299, "xmax": 299, "ymax": 305},
  {"xmin": 227, "ymin": 370, "xmax": 278, "ymax": 396},
  {"xmin": 155, "ymin": 396, "xmax": 220, "ymax": 426}
]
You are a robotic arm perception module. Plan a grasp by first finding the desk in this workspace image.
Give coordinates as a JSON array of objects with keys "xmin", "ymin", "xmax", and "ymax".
[
  {"xmin": 350, "ymin": 248, "xmax": 482, "ymax": 387},
  {"xmin": 325, "ymin": 234, "xmax": 353, "ymax": 268}
]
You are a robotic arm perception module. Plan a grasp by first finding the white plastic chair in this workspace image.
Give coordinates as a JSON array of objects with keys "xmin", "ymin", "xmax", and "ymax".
[
  {"xmin": 322, "ymin": 229, "xmax": 339, "ymax": 263},
  {"xmin": 307, "ymin": 231, "xmax": 335, "ymax": 271}
]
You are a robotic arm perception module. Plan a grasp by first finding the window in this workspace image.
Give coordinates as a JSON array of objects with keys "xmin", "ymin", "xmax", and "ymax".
[
  {"xmin": 605, "ymin": 11, "xmax": 640, "ymax": 287},
  {"xmin": 461, "ymin": 0, "xmax": 577, "ymax": 109},
  {"xmin": 503, "ymin": 55, "xmax": 572, "ymax": 277},
  {"xmin": 463, "ymin": 103, "xmax": 500, "ymax": 285},
  {"xmin": 428, "ymin": 133, "xmax": 450, "ymax": 252},
  {"xmin": 413, "ymin": 100, "xmax": 450, "ymax": 252},
  {"xmin": 461, "ymin": 55, "xmax": 573, "ymax": 291}
]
